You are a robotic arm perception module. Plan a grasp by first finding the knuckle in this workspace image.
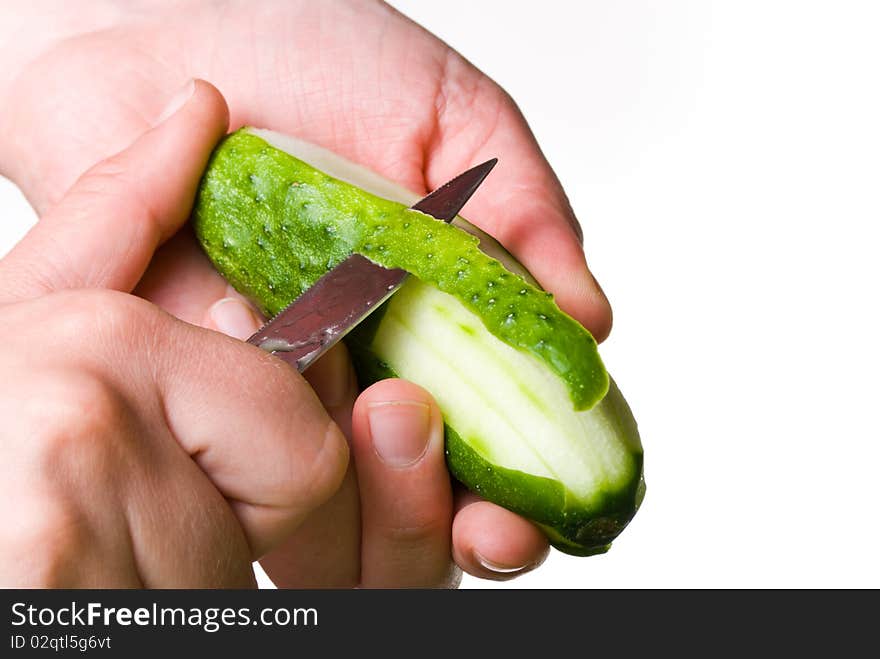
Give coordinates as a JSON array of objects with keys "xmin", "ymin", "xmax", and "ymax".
[
  {"xmin": 272, "ymin": 420, "xmax": 348, "ymax": 508},
  {"xmin": 61, "ymin": 160, "xmax": 131, "ymax": 221},
  {"xmin": 70, "ymin": 150, "xmax": 148, "ymax": 216},
  {"xmin": 53, "ymin": 289, "xmax": 161, "ymax": 348},
  {"xmin": 80, "ymin": 153, "xmax": 131, "ymax": 193},
  {"xmin": 308, "ymin": 420, "xmax": 350, "ymax": 500},
  {"xmin": 28, "ymin": 370, "xmax": 130, "ymax": 480},
  {"xmin": 381, "ymin": 515, "xmax": 450, "ymax": 549},
  {"xmin": 434, "ymin": 48, "xmax": 510, "ymax": 136},
  {"xmin": 2, "ymin": 499, "xmax": 91, "ymax": 587},
  {"xmin": 38, "ymin": 292, "xmax": 106, "ymax": 344},
  {"xmin": 94, "ymin": 293, "xmax": 156, "ymax": 341},
  {"xmin": 62, "ymin": 155, "xmax": 162, "ymax": 257},
  {"xmin": 54, "ymin": 289, "xmax": 127, "ymax": 331},
  {"xmin": 107, "ymin": 289, "xmax": 157, "ymax": 328}
]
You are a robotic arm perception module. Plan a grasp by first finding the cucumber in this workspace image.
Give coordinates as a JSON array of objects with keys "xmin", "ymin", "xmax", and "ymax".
[{"xmin": 193, "ymin": 128, "xmax": 645, "ymax": 555}]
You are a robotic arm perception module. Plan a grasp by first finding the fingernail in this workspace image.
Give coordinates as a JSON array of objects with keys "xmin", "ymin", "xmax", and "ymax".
[
  {"xmin": 368, "ymin": 400, "xmax": 431, "ymax": 468},
  {"xmin": 209, "ymin": 297, "xmax": 261, "ymax": 340},
  {"xmin": 154, "ymin": 78, "xmax": 195, "ymax": 126},
  {"xmin": 473, "ymin": 551, "xmax": 535, "ymax": 576}
]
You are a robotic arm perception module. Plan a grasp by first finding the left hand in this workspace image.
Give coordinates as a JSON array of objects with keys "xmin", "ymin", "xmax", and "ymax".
[{"xmin": 0, "ymin": 1, "xmax": 607, "ymax": 586}]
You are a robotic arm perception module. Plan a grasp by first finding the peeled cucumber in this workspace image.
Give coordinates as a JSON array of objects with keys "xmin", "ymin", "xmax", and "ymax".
[{"xmin": 193, "ymin": 128, "xmax": 645, "ymax": 555}]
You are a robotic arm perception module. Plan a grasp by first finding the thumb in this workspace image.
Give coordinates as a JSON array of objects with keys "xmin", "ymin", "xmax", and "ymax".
[{"xmin": 0, "ymin": 79, "xmax": 228, "ymax": 302}]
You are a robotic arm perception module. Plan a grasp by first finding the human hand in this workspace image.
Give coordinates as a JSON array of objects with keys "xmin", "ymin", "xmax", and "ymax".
[
  {"xmin": 0, "ymin": 82, "xmax": 350, "ymax": 587},
  {"xmin": 0, "ymin": 0, "xmax": 610, "ymax": 585}
]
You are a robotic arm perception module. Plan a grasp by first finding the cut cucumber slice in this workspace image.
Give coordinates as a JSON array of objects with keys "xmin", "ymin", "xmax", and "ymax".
[{"xmin": 194, "ymin": 128, "xmax": 645, "ymax": 555}]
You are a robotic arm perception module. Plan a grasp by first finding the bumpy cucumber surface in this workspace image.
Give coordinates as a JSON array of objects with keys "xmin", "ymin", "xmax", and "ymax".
[{"xmin": 193, "ymin": 128, "xmax": 644, "ymax": 555}]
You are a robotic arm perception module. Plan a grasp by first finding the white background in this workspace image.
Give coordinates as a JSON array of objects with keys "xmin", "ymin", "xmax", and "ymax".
[{"xmin": 2, "ymin": 1, "xmax": 878, "ymax": 588}]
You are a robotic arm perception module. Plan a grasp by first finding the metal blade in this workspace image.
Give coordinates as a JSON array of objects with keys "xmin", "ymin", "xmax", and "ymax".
[
  {"xmin": 411, "ymin": 158, "xmax": 498, "ymax": 219},
  {"xmin": 247, "ymin": 158, "xmax": 497, "ymax": 371}
]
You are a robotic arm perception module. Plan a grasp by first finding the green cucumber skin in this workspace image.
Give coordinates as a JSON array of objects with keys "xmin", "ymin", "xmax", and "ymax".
[
  {"xmin": 194, "ymin": 129, "xmax": 607, "ymax": 410},
  {"xmin": 348, "ymin": 342, "xmax": 643, "ymax": 555},
  {"xmin": 194, "ymin": 128, "xmax": 645, "ymax": 556}
]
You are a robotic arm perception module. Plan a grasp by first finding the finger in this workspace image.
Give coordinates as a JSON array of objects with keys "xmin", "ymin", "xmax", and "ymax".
[
  {"xmin": 204, "ymin": 283, "xmax": 365, "ymax": 582},
  {"xmin": 425, "ymin": 58, "xmax": 612, "ymax": 341},
  {"xmin": 0, "ymin": 79, "xmax": 228, "ymax": 302},
  {"xmin": 206, "ymin": 293, "xmax": 368, "ymax": 586},
  {"xmin": 452, "ymin": 490, "xmax": 549, "ymax": 581},
  {"xmin": 259, "ymin": 468, "xmax": 362, "ymax": 588},
  {"xmin": 120, "ymin": 297, "xmax": 350, "ymax": 559},
  {"xmin": 260, "ymin": 345, "xmax": 364, "ymax": 588},
  {"xmin": 351, "ymin": 379, "xmax": 457, "ymax": 588},
  {"xmin": 204, "ymin": 291, "xmax": 264, "ymax": 340}
]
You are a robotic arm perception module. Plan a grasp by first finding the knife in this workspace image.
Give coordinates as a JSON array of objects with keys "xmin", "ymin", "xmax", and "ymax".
[{"xmin": 246, "ymin": 159, "xmax": 497, "ymax": 371}]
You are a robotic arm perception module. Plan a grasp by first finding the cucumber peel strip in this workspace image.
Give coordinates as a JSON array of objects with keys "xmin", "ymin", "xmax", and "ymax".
[{"xmin": 195, "ymin": 129, "xmax": 608, "ymax": 411}]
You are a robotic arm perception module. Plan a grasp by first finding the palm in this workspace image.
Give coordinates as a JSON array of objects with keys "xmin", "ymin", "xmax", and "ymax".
[
  {"xmin": 21, "ymin": 3, "xmax": 441, "ymax": 204},
  {"xmin": 2, "ymin": 0, "xmax": 610, "ymax": 586}
]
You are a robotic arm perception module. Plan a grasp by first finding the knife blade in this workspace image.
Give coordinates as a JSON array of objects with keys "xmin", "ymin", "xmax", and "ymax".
[{"xmin": 246, "ymin": 158, "xmax": 497, "ymax": 371}]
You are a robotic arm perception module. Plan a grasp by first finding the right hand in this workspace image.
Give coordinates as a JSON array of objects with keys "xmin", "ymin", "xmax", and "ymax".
[{"xmin": 0, "ymin": 81, "xmax": 349, "ymax": 587}]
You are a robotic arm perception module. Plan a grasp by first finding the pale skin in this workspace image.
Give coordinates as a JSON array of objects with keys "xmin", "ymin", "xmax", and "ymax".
[{"xmin": 0, "ymin": 1, "xmax": 612, "ymax": 587}]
